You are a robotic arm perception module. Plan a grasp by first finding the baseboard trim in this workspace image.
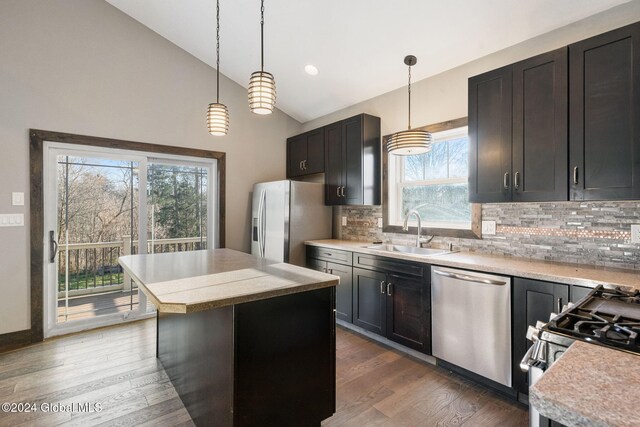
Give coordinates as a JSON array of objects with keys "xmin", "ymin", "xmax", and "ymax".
[{"xmin": 0, "ymin": 329, "xmax": 35, "ymax": 353}]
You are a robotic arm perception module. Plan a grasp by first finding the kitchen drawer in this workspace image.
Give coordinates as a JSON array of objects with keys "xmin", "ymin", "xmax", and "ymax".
[
  {"xmin": 306, "ymin": 246, "xmax": 352, "ymax": 266},
  {"xmin": 353, "ymin": 253, "xmax": 425, "ymax": 278}
]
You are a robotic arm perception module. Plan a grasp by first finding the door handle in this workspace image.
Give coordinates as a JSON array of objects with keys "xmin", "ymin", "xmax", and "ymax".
[
  {"xmin": 573, "ymin": 166, "xmax": 579, "ymax": 185},
  {"xmin": 514, "ymin": 172, "xmax": 520, "ymax": 190},
  {"xmin": 336, "ymin": 187, "xmax": 341, "ymax": 197},
  {"xmin": 303, "ymin": 160, "xmax": 308, "ymax": 170},
  {"xmin": 433, "ymin": 269, "xmax": 506, "ymax": 286},
  {"xmin": 387, "ymin": 283, "xmax": 392, "ymax": 296},
  {"xmin": 49, "ymin": 230, "xmax": 58, "ymax": 263},
  {"xmin": 340, "ymin": 186, "xmax": 346, "ymax": 197},
  {"xmin": 299, "ymin": 160, "xmax": 303, "ymax": 171},
  {"xmin": 503, "ymin": 172, "xmax": 510, "ymax": 190},
  {"xmin": 557, "ymin": 297, "xmax": 563, "ymax": 313},
  {"xmin": 380, "ymin": 281, "xmax": 386, "ymax": 294}
]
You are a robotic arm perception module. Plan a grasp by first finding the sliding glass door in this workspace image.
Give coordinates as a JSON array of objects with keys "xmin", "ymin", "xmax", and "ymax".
[{"xmin": 43, "ymin": 144, "xmax": 216, "ymax": 337}]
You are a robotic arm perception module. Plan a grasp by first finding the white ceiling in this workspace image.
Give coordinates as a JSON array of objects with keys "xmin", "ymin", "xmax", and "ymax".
[{"xmin": 106, "ymin": 0, "xmax": 629, "ymax": 123}]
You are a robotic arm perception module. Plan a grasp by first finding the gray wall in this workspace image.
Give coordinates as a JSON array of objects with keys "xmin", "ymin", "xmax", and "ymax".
[
  {"xmin": 301, "ymin": 2, "xmax": 640, "ymax": 134},
  {"xmin": 0, "ymin": 0, "xmax": 301, "ymax": 334}
]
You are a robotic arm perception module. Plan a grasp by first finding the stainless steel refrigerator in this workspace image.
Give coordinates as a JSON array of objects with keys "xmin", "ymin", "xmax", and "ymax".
[{"xmin": 251, "ymin": 180, "xmax": 332, "ymax": 266}]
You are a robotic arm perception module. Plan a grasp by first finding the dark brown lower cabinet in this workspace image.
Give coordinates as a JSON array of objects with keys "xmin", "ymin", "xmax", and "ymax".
[
  {"xmin": 512, "ymin": 278, "xmax": 569, "ymax": 395},
  {"xmin": 352, "ymin": 268, "xmax": 387, "ymax": 336},
  {"xmin": 385, "ymin": 273, "xmax": 430, "ymax": 353},
  {"xmin": 307, "ymin": 247, "xmax": 353, "ymax": 323},
  {"xmin": 353, "ymin": 264, "xmax": 431, "ymax": 354}
]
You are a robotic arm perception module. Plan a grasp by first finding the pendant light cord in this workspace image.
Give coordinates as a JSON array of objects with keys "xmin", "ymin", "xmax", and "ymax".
[
  {"xmin": 216, "ymin": 0, "xmax": 220, "ymax": 103},
  {"xmin": 407, "ymin": 64, "xmax": 412, "ymax": 130},
  {"xmin": 260, "ymin": 0, "xmax": 265, "ymax": 71}
]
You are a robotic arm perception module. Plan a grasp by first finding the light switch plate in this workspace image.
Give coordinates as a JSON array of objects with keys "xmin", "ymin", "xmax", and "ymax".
[
  {"xmin": 482, "ymin": 220, "xmax": 496, "ymax": 235},
  {"xmin": 377, "ymin": 218, "xmax": 383, "ymax": 228},
  {"xmin": 341, "ymin": 216, "xmax": 347, "ymax": 226},
  {"xmin": 631, "ymin": 224, "xmax": 640, "ymax": 244},
  {"xmin": 12, "ymin": 192, "xmax": 24, "ymax": 206},
  {"xmin": 0, "ymin": 214, "xmax": 24, "ymax": 227}
]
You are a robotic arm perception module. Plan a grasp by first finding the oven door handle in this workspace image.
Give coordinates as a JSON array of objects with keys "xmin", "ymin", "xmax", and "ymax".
[{"xmin": 519, "ymin": 344, "xmax": 536, "ymax": 373}]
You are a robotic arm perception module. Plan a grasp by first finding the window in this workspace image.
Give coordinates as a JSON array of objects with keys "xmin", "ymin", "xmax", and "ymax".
[{"xmin": 384, "ymin": 119, "xmax": 481, "ymax": 238}]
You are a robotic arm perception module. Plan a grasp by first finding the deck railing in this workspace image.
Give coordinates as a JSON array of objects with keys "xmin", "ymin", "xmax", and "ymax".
[{"xmin": 57, "ymin": 236, "xmax": 207, "ymax": 297}]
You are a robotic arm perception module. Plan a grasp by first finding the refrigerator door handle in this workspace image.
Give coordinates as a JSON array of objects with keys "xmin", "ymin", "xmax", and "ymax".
[
  {"xmin": 260, "ymin": 189, "xmax": 267, "ymax": 258},
  {"xmin": 257, "ymin": 189, "xmax": 265, "ymax": 258}
]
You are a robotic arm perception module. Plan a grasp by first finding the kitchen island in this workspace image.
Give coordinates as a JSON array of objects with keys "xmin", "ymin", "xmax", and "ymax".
[{"xmin": 119, "ymin": 249, "xmax": 339, "ymax": 426}]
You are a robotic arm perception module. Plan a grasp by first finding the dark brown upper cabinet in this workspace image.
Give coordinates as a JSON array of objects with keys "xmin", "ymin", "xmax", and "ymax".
[
  {"xmin": 469, "ymin": 65, "xmax": 513, "ymax": 203},
  {"xmin": 569, "ymin": 22, "xmax": 640, "ymax": 200},
  {"xmin": 324, "ymin": 114, "xmax": 381, "ymax": 206},
  {"xmin": 512, "ymin": 48, "xmax": 568, "ymax": 202},
  {"xmin": 469, "ymin": 49, "xmax": 568, "ymax": 203},
  {"xmin": 286, "ymin": 128, "xmax": 325, "ymax": 178}
]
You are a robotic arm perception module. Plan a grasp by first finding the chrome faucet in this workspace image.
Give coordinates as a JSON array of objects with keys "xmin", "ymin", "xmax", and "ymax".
[{"xmin": 402, "ymin": 209, "xmax": 422, "ymax": 247}]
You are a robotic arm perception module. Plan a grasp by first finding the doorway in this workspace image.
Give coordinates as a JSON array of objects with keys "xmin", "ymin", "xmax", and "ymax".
[{"xmin": 42, "ymin": 142, "xmax": 218, "ymax": 337}]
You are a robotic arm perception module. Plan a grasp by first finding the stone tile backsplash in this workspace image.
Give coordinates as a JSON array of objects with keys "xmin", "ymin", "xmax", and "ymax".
[{"xmin": 336, "ymin": 201, "xmax": 640, "ymax": 270}]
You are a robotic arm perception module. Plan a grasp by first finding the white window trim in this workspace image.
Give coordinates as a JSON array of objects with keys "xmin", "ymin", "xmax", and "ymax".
[{"xmin": 388, "ymin": 126, "xmax": 471, "ymax": 229}]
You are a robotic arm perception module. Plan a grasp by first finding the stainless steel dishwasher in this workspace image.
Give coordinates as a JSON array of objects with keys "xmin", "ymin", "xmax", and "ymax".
[{"xmin": 431, "ymin": 267, "xmax": 512, "ymax": 387}]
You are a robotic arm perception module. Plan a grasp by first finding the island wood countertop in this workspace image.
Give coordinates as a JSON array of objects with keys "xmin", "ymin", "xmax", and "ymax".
[
  {"xmin": 306, "ymin": 239, "xmax": 640, "ymax": 290},
  {"xmin": 119, "ymin": 248, "xmax": 339, "ymax": 313},
  {"xmin": 529, "ymin": 341, "xmax": 640, "ymax": 427}
]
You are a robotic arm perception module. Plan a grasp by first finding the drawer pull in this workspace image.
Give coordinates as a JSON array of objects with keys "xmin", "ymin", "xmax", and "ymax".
[{"xmin": 380, "ymin": 281, "xmax": 386, "ymax": 294}]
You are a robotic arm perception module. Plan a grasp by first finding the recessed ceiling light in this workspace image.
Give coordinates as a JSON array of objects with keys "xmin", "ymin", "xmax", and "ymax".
[{"xmin": 305, "ymin": 65, "xmax": 319, "ymax": 76}]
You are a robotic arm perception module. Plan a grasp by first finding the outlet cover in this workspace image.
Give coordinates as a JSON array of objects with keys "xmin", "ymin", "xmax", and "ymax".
[
  {"xmin": 12, "ymin": 192, "xmax": 24, "ymax": 206},
  {"xmin": 377, "ymin": 218, "xmax": 383, "ymax": 228},
  {"xmin": 341, "ymin": 216, "xmax": 347, "ymax": 226},
  {"xmin": 631, "ymin": 224, "xmax": 640, "ymax": 244},
  {"xmin": 482, "ymin": 220, "xmax": 496, "ymax": 235}
]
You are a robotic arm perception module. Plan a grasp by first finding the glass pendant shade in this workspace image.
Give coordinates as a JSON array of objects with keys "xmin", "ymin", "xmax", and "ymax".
[
  {"xmin": 248, "ymin": 71, "xmax": 276, "ymax": 115},
  {"xmin": 207, "ymin": 102, "xmax": 229, "ymax": 136},
  {"xmin": 386, "ymin": 129, "xmax": 432, "ymax": 155}
]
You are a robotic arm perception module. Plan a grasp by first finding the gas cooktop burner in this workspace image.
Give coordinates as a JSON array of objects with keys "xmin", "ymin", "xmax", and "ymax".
[{"xmin": 546, "ymin": 286, "xmax": 640, "ymax": 353}]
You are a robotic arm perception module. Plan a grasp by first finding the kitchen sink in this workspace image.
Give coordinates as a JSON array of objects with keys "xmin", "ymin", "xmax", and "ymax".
[{"xmin": 364, "ymin": 244, "xmax": 454, "ymax": 257}]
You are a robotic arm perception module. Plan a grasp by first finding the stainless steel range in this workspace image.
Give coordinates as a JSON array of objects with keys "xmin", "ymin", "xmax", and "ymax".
[{"xmin": 521, "ymin": 285, "xmax": 640, "ymax": 427}]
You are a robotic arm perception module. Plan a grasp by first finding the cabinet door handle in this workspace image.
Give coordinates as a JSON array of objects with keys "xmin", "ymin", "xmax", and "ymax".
[
  {"xmin": 514, "ymin": 171, "xmax": 520, "ymax": 190},
  {"xmin": 573, "ymin": 166, "xmax": 579, "ymax": 185},
  {"xmin": 303, "ymin": 160, "xmax": 307, "ymax": 170},
  {"xmin": 503, "ymin": 172, "xmax": 510, "ymax": 190},
  {"xmin": 557, "ymin": 297, "xmax": 563, "ymax": 313},
  {"xmin": 387, "ymin": 283, "xmax": 392, "ymax": 296},
  {"xmin": 299, "ymin": 161, "xmax": 304, "ymax": 171},
  {"xmin": 340, "ymin": 186, "xmax": 346, "ymax": 197},
  {"xmin": 380, "ymin": 281, "xmax": 386, "ymax": 294},
  {"xmin": 336, "ymin": 187, "xmax": 341, "ymax": 197}
]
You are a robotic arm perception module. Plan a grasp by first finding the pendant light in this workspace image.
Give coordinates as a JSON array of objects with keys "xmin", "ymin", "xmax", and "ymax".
[
  {"xmin": 248, "ymin": 0, "xmax": 276, "ymax": 114},
  {"xmin": 207, "ymin": 0, "xmax": 229, "ymax": 136},
  {"xmin": 387, "ymin": 55, "xmax": 432, "ymax": 155}
]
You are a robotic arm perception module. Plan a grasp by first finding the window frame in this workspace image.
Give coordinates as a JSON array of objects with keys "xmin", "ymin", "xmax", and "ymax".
[{"xmin": 382, "ymin": 117, "xmax": 482, "ymax": 239}]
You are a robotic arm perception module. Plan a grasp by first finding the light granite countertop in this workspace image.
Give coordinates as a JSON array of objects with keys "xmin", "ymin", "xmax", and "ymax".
[
  {"xmin": 305, "ymin": 239, "xmax": 640, "ymax": 290},
  {"xmin": 529, "ymin": 341, "xmax": 640, "ymax": 427},
  {"xmin": 119, "ymin": 248, "xmax": 338, "ymax": 313}
]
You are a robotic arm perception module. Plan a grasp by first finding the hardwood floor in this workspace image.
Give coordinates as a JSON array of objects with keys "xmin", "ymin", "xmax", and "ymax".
[
  {"xmin": 0, "ymin": 319, "xmax": 528, "ymax": 426},
  {"xmin": 323, "ymin": 327, "xmax": 529, "ymax": 426}
]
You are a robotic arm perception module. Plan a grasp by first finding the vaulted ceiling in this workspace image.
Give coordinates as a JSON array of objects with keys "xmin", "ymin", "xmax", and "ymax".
[{"xmin": 106, "ymin": 0, "xmax": 629, "ymax": 123}]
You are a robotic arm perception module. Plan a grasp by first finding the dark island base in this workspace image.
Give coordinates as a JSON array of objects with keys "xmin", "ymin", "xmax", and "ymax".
[{"xmin": 157, "ymin": 287, "xmax": 336, "ymax": 426}]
